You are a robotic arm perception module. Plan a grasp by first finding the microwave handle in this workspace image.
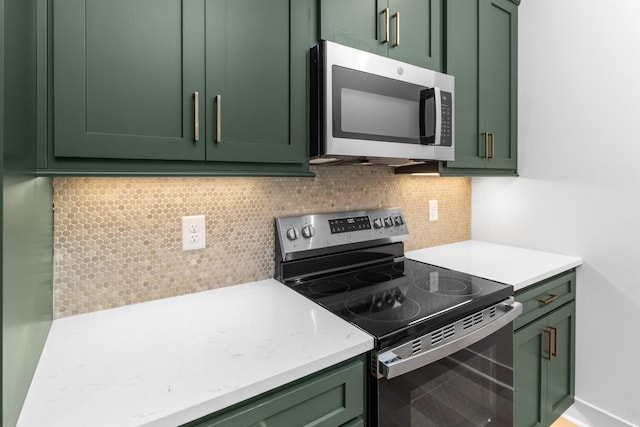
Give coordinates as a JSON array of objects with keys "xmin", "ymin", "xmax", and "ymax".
[{"xmin": 419, "ymin": 87, "xmax": 442, "ymax": 145}]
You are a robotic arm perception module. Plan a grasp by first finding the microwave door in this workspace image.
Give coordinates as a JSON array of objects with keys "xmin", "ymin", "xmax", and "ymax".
[{"xmin": 419, "ymin": 87, "xmax": 442, "ymax": 145}]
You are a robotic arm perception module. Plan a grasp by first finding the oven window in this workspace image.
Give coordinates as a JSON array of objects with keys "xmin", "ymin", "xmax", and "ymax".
[
  {"xmin": 373, "ymin": 324, "xmax": 514, "ymax": 427},
  {"xmin": 332, "ymin": 65, "xmax": 426, "ymax": 144}
]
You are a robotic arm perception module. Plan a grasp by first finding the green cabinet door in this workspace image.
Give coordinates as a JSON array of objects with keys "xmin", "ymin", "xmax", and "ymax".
[
  {"xmin": 183, "ymin": 357, "xmax": 365, "ymax": 427},
  {"xmin": 478, "ymin": 0, "xmax": 518, "ymax": 170},
  {"xmin": 514, "ymin": 316, "xmax": 547, "ymax": 427},
  {"xmin": 438, "ymin": 0, "xmax": 518, "ymax": 175},
  {"xmin": 387, "ymin": 0, "xmax": 442, "ymax": 70},
  {"xmin": 546, "ymin": 302, "xmax": 576, "ymax": 423},
  {"xmin": 53, "ymin": 0, "xmax": 206, "ymax": 161},
  {"xmin": 319, "ymin": 0, "xmax": 387, "ymax": 57},
  {"xmin": 514, "ymin": 302, "xmax": 576, "ymax": 427},
  {"xmin": 204, "ymin": 0, "xmax": 309, "ymax": 164},
  {"xmin": 319, "ymin": 0, "xmax": 443, "ymax": 71}
]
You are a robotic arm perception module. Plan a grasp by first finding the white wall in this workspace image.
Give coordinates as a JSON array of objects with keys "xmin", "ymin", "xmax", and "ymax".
[{"xmin": 472, "ymin": 1, "xmax": 640, "ymax": 425}]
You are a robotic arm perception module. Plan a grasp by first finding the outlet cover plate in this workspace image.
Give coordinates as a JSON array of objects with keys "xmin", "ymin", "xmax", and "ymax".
[
  {"xmin": 429, "ymin": 200, "xmax": 438, "ymax": 222},
  {"xmin": 182, "ymin": 215, "xmax": 206, "ymax": 251}
]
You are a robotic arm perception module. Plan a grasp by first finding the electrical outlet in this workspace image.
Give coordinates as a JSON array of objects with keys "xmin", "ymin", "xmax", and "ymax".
[
  {"xmin": 429, "ymin": 200, "xmax": 438, "ymax": 222},
  {"xmin": 182, "ymin": 215, "xmax": 206, "ymax": 251}
]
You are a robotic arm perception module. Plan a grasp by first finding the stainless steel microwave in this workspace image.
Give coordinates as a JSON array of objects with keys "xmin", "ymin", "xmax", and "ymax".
[{"xmin": 310, "ymin": 41, "xmax": 455, "ymax": 166}]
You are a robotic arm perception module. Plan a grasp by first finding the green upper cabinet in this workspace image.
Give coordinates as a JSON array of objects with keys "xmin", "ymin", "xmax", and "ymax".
[
  {"xmin": 53, "ymin": 0, "xmax": 206, "ymax": 161},
  {"xmin": 47, "ymin": 0, "xmax": 311, "ymax": 174},
  {"xmin": 204, "ymin": 0, "xmax": 307, "ymax": 164},
  {"xmin": 319, "ymin": 0, "xmax": 443, "ymax": 71},
  {"xmin": 439, "ymin": 0, "xmax": 518, "ymax": 175}
]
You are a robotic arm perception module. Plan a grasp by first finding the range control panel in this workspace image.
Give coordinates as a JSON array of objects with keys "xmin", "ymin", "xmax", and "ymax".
[
  {"xmin": 276, "ymin": 208, "xmax": 408, "ymax": 259},
  {"xmin": 328, "ymin": 216, "xmax": 371, "ymax": 234}
]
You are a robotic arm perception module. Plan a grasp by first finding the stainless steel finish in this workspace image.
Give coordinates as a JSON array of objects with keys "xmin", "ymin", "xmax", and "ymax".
[
  {"xmin": 550, "ymin": 326, "xmax": 558, "ymax": 358},
  {"xmin": 317, "ymin": 41, "xmax": 455, "ymax": 164},
  {"xmin": 482, "ymin": 132, "xmax": 489, "ymax": 158},
  {"xmin": 543, "ymin": 328, "xmax": 553, "ymax": 361},
  {"xmin": 193, "ymin": 92, "xmax": 200, "ymax": 142},
  {"xmin": 489, "ymin": 132, "xmax": 495, "ymax": 159},
  {"xmin": 392, "ymin": 12, "xmax": 400, "ymax": 47},
  {"xmin": 381, "ymin": 8, "xmax": 390, "ymax": 43},
  {"xmin": 375, "ymin": 299, "xmax": 523, "ymax": 379},
  {"xmin": 275, "ymin": 208, "xmax": 408, "ymax": 262},
  {"xmin": 215, "ymin": 95, "xmax": 222, "ymax": 143},
  {"xmin": 538, "ymin": 294, "xmax": 558, "ymax": 305}
]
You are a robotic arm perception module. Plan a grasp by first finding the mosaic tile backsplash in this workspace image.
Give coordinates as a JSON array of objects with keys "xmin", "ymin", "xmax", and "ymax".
[{"xmin": 53, "ymin": 166, "xmax": 471, "ymax": 318}]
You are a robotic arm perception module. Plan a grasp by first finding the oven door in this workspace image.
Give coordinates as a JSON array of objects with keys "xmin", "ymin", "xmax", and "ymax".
[{"xmin": 371, "ymin": 323, "xmax": 515, "ymax": 427}]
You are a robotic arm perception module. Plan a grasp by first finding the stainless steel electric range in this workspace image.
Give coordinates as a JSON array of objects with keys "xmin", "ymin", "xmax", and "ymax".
[{"xmin": 275, "ymin": 208, "xmax": 522, "ymax": 427}]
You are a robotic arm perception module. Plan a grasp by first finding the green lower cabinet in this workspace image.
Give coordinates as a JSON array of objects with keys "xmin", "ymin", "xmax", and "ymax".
[
  {"xmin": 340, "ymin": 417, "xmax": 365, "ymax": 427},
  {"xmin": 514, "ymin": 301, "xmax": 576, "ymax": 427},
  {"xmin": 319, "ymin": 0, "xmax": 443, "ymax": 71},
  {"xmin": 182, "ymin": 357, "xmax": 366, "ymax": 427},
  {"xmin": 44, "ymin": 0, "xmax": 312, "ymax": 175}
]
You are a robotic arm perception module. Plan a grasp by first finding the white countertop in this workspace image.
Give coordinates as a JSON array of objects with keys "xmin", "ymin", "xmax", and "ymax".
[
  {"xmin": 407, "ymin": 240, "xmax": 583, "ymax": 291},
  {"xmin": 17, "ymin": 279, "xmax": 374, "ymax": 427}
]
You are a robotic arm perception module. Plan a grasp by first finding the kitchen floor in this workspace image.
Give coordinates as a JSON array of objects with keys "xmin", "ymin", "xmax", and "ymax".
[{"xmin": 551, "ymin": 417, "xmax": 580, "ymax": 427}]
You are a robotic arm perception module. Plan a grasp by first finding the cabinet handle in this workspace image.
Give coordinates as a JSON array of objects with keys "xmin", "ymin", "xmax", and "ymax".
[
  {"xmin": 538, "ymin": 294, "xmax": 558, "ymax": 305},
  {"xmin": 381, "ymin": 8, "xmax": 390, "ymax": 43},
  {"xmin": 543, "ymin": 329, "xmax": 553, "ymax": 361},
  {"xmin": 215, "ymin": 95, "xmax": 221, "ymax": 143},
  {"xmin": 193, "ymin": 92, "xmax": 200, "ymax": 142},
  {"xmin": 550, "ymin": 326, "xmax": 558, "ymax": 358},
  {"xmin": 392, "ymin": 12, "xmax": 400, "ymax": 47},
  {"xmin": 489, "ymin": 132, "xmax": 495, "ymax": 159},
  {"xmin": 482, "ymin": 132, "xmax": 489, "ymax": 158}
]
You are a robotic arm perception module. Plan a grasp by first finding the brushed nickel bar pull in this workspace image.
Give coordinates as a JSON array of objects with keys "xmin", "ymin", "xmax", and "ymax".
[
  {"xmin": 392, "ymin": 12, "xmax": 400, "ymax": 47},
  {"xmin": 489, "ymin": 132, "xmax": 495, "ymax": 159},
  {"xmin": 381, "ymin": 8, "xmax": 390, "ymax": 43},
  {"xmin": 550, "ymin": 326, "xmax": 558, "ymax": 358},
  {"xmin": 215, "ymin": 95, "xmax": 221, "ymax": 143},
  {"xmin": 482, "ymin": 132, "xmax": 489, "ymax": 158},
  {"xmin": 543, "ymin": 329, "xmax": 552, "ymax": 361},
  {"xmin": 538, "ymin": 294, "xmax": 558, "ymax": 305},
  {"xmin": 193, "ymin": 92, "xmax": 200, "ymax": 142}
]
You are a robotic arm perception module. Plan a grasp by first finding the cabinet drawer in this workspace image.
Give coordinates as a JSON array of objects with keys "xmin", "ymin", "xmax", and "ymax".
[
  {"xmin": 514, "ymin": 270, "xmax": 576, "ymax": 330},
  {"xmin": 183, "ymin": 358, "xmax": 364, "ymax": 427}
]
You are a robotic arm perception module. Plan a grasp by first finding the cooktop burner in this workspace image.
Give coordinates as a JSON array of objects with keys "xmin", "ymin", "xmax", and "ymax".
[
  {"xmin": 289, "ymin": 258, "xmax": 512, "ymax": 348},
  {"xmin": 346, "ymin": 291, "xmax": 421, "ymax": 323},
  {"xmin": 307, "ymin": 280, "xmax": 350, "ymax": 295}
]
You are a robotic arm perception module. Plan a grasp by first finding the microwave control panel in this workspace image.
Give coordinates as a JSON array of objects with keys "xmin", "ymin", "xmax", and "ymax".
[{"xmin": 440, "ymin": 91, "xmax": 453, "ymax": 147}]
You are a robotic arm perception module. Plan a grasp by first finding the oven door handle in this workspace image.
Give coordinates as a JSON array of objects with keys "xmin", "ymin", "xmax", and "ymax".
[{"xmin": 376, "ymin": 300, "xmax": 523, "ymax": 379}]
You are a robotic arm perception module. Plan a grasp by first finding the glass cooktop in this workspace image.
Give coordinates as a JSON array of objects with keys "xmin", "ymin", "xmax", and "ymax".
[{"xmin": 289, "ymin": 258, "xmax": 513, "ymax": 349}]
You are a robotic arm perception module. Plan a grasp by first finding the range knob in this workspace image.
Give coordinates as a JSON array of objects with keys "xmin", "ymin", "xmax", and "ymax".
[
  {"xmin": 301, "ymin": 225, "xmax": 316, "ymax": 238},
  {"xmin": 286, "ymin": 227, "xmax": 299, "ymax": 241},
  {"xmin": 384, "ymin": 217, "xmax": 393, "ymax": 228},
  {"xmin": 373, "ymin": 218, "xmax": 384, "ymax": 229},
  {"xmin": 393, "ymin": 215, "xmax": 404, "ymax": 226}
]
